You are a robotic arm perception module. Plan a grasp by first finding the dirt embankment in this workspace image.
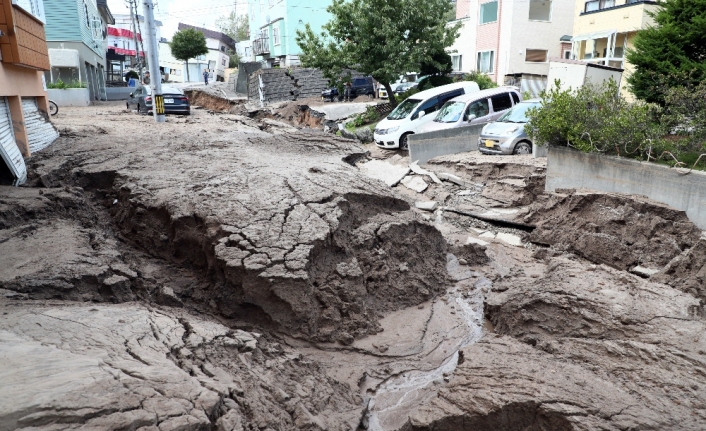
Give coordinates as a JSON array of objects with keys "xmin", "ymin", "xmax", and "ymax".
[
  {"xmin": 19, "ymin": 110, "xmax": 450, "ymax": 346},
  {"xmin": 525, "ymin": 190, "xmax": 702, "ymax": 271}
]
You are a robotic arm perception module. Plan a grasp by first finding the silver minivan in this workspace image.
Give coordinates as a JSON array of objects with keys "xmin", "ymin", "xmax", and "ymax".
[{"xmin": 418, "ymin": 87, "xmax": 521, "ymax": 134}]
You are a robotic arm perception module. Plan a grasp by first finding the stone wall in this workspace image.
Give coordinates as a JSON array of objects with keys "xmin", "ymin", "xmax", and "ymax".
[{"xmin": 248, "ymin": 67, "xmax": 329, "ymax": 104}]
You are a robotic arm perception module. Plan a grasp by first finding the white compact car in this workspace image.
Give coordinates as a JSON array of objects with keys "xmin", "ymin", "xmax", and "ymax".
[{"xmin": 374, "ymin": 81, "xmax": 481, "ymax": 150}]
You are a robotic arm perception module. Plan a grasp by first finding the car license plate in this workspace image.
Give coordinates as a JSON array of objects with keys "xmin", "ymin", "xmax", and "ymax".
[
  {"xmin": 165, "ymin": 98, "xmax": 174, "ymax": 104},
  {"xmin": 485, "ymin": 140, "xmax": 494, "ymax": 148}
]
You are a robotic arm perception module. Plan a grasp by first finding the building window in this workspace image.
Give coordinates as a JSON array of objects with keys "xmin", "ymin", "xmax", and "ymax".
[
  {"xmin": 84, "ymin": 1, "xmax": 90, "ymax": 28},
  {"xmin": 451, "ymin": 55, "xmax": 463, "ymax": 72},
  {"xmin": 529, "ymin": 0, "xmax": 552, "ymax": 21},
  {"xmin": 479, "ymin": 1, "xmax": 498, "ymax": 24},
  {"xmin": 477, "ymin": 50, "xmax": 495, "ymax": 73},
  {"xmin": 525, "ymin": 49, "xmax": 548, "ymax": 62},
  {"xmin": 584, "ymin": 0, "xmax": 615, "ymax": 12},
  {"xmin": 220, "ymin": 46, "xmax": 225, "ymax": 52},
  {"xmin": 273, "ymin": 27, "xmax": 280, "ymax": 45}
]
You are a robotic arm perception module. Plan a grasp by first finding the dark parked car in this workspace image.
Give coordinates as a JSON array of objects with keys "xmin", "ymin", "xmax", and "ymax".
[
  {"xmin": 321, "ymin": 87, "xmax": 341, "ymax": 102},
  {"xmin": 393, "ymin": 82, "xmax": 418, "ymax": 95},
  {"xmin": 350, "ymin": 76, "xmax": 375, "ymax": 98},
  {"xmin": 126, "ymin": 85, "xmax": 190, "ymax": 115}
]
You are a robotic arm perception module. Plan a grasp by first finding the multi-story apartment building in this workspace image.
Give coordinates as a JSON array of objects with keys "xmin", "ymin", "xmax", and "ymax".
[
  {"xmin": 43, "ymin": 0, "xmax": 114, "ymax": 101},
  {"xmin": 247, "ymin": 0, "xmax": 333, "ymax": 67},
  {"xmin": 570, "ymin": 0, "xmax": 659, "ymax": 96},
  {"xmin": 450, "ymin": 0, "xmax": 575, "ymax": 91},
  {"xmin": 1, "ymin": 0, "xmax": 57, "ymax": 185}
]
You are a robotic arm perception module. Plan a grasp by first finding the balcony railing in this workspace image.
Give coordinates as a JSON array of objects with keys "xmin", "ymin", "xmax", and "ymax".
[{"xmin": 253, "ymin": 37, "xmax": 270, "ymax": 56}]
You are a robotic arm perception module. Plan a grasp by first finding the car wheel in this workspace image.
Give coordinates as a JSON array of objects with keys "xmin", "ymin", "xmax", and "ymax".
[
  {"xmin": 400, "ymin": 133, "xmax": 413, "ymax": 151},
  {"xmin": 513, "ymin": 141, "xmax": 532, "ymax": 155}
]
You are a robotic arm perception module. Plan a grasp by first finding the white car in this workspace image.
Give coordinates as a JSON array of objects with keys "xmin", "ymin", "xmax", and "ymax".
[
  {"xmin": 418, "ymin": 87, "xmax": 522, "ymax": 134},
  {"xmin": 374, "ymin": 81, "xmax": 481, "ymax": 150}
]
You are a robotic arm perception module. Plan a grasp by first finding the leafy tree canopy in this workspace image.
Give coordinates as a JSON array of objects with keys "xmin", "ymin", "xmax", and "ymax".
[
  {"xmin": 295, "ymin": 0, "xmax": 460, "ymax": 106},
  {"xmin": 170, "ymin": 28, "xmax": 209, "ymax": 81},
  {"xmin": 626, "ymin": 0, "xmax": 706, "ymax": 104},
  {"xmin": 217, "ymin": 12, "xmax": 250, "ymax": 42}
]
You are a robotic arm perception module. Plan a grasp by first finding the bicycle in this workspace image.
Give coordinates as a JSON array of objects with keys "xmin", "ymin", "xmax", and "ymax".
[{"xmin": 49, "ymin": 100, "xmax": 58, "ymax": 116}]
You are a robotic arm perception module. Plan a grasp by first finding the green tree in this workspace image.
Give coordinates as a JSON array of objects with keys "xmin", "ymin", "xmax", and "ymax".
[
  {"xmin": 295, "ymin": 0, "xmax": 460, "ymax": 107},
  {"xmin": 216, "ymin": 12, "xmax": 250, "ymax": 42},
  {"xmin": 626, "ymin": 0, "xmax": 706, "ymax": 104},
  {"xmin": 170, "ymin": 28, "xmax": 209, "ymax": 82}
]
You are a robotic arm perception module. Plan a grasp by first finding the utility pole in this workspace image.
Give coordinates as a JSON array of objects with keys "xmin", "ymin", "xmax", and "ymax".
[
  {"xmin": 128, "ymin": 0, "xmax": 142, "ymax": 82},
  {"xmin": 142, "ymin": 0, "xmax": 165, "ymax": 123}
]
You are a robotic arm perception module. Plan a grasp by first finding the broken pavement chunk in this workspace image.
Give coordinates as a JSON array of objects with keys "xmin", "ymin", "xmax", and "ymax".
[
  {"xmin": 401, "ymin": 175, "xmax": 429, "ymax": 193},
  {"xmin": 359, "ymin": 160, "xmax": 411, "ymax": 187},
  {"xmin": 415, "ymin": 201, "xmax": 438, "ymax": 211},
  {"xmin": 410, "ymin": 160, "xmax": 442, "ymax": 184},
  {"xmin": 497, "ymin": 232, "xmax": 523, "ymax": 247}
]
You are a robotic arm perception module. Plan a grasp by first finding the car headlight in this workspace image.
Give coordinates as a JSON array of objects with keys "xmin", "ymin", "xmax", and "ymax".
[{"xmin": 503, "ymin": 126, "xmax": 519, "ymax": 135}]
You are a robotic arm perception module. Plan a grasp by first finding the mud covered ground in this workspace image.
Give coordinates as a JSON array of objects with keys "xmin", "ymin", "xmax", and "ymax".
[{"xmin": 2, "ymin": 101, "xmax": 706, "ymax": 431}]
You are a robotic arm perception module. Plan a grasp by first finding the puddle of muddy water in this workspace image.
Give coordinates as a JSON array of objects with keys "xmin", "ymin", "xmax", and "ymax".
[{"xmin": 363, "ymin": 255, "xmax": 489, "ymax": 431}]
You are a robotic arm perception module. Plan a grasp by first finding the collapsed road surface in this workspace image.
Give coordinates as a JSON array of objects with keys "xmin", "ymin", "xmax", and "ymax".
[{"xmin": 2, "ymin": 102, "xmax": 706, "ymax": 431}]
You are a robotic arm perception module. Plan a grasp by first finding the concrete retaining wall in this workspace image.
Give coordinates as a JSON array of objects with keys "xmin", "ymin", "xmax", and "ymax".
[
  {"xmin": 47, "ymin": 88, "xmax": 90, "ymax": 106},
  {"xmin": 105, "ymin": 87, "xmax": 134, "ymax": 101},
  {"xmin": 547, "ymin": 146, "xmax": 706, "ymax": 230},
  {"xmin": 408, "ymin": 124, "xmax": 484, "ymax": 164}
]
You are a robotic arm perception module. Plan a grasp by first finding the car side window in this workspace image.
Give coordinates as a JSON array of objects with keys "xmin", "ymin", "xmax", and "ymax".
[
  {"xmin": 490, "ymin": 93, "xmax": 513, "ymax": 112},
  {"xmin": 511, "ymin": 92, "xmax": 520, "ymax": 104},
  {"xmin": 465, "ymin": 99, "xmax": 490, "ymax": 120},
  {"xmin": 437, "ymin": 90, "xmax": 464, "ymax": 108},
  {"xmin": 413, "ymin": 97, "xmax": 439, "ymax": 119}
]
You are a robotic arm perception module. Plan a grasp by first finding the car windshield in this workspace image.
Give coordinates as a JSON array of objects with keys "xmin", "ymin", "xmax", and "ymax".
[
  {"xmin": 434, "ymin": 101, "xmax": 465, "ymax": 123},
  {"xmin": 387, "ymin": 98, "xmax": 421, "ymax": 120},
  {"xmin": 496, "ymin": 102, "xmax": 540, "ymax": 123}
]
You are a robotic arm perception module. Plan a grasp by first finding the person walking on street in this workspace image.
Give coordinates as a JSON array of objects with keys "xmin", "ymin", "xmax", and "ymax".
[
  {"xmin": 142, "ymin": 71, "xmax": 150, "ymax": 85},
  {"xmin": 343, "ymin": 82, "xmax": 351, "ymax": 102},
  {"xmin": 203, "ymin": 70, "xmax": 209, "ymax": 86}
]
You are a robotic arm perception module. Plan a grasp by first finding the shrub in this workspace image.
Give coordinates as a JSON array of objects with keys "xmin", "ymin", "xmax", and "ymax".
[
  {"xmin": 525, "ymin": 78, "xmax": 664, "ymax": 157},
  {"xmin": 397, "ymin": 86, "xmax": 420, "ymax": 102},
  {"xmin": 47, "ymin": 78, "xmax": 87, "ymax": 89},
  {"xmin": 345, "ymin": 106, "xmax": 381, "ymax": 129},
  {"xmin": 464, "ymin": 71, "xmax": 497, "ymax": 90},
  {"xmin": 417, "ymin": 75, "xmax": 453, "ymax": 91}
]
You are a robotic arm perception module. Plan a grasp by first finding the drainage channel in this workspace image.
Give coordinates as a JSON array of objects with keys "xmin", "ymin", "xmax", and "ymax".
[{"xmin": 362, "ymin": 258, "xmax": 490, "ymax": 431}]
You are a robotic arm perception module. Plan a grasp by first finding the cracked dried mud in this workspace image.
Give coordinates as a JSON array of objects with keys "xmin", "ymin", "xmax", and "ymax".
[{"xmin": 2, "ymin": 102, "xmax": 706, "ymax": 431}]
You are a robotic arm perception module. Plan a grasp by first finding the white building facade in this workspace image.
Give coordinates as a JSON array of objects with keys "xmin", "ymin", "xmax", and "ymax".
[{"xmin": 450, "ymin": 0, "xmax": 575, "ymax": 92}]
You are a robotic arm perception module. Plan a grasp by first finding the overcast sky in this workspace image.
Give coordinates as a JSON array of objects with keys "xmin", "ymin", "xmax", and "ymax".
[{"xmin": 106, "ymin": 0, "xmax": 248, "ymax": 40}]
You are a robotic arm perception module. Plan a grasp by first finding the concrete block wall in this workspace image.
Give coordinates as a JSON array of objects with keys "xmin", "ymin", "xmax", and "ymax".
[
  {"xmin": 546, "ymin": 146, "xmax": 706, "ymax": 230},
  {"xmin": 408, "ymin": 124, "xmax": 484, "ymax": 164}
]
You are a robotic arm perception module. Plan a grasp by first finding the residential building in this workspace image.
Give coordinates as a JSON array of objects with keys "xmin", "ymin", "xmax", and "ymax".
[
  {"xmin": 106, "ymin": 13, "xmax": 161, "ymax": 83},
  {"xmin": 1, "ymin": 0, "xmax": 58, "ymax": 185},
  {"xmin": 570, "ymin": 0, "xmax": 660, "ymax": 97},
  {"xmin": 43, "ymin": 0, "xmax": 114, "ymax": 101},
  {"xmin": 247, "ymin": 0, "xmax": 333, "ymax": 67},
  {"xmin": 158, "ymin": 39, "xmax": 184, "ymax": 83},
  {"xmin": 177, "ymin": 23, "xmax": 235, "ymax": 82},
  {"xmin": 450, "ymin": 0, "xmax": 575, "ymax": 90}
]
